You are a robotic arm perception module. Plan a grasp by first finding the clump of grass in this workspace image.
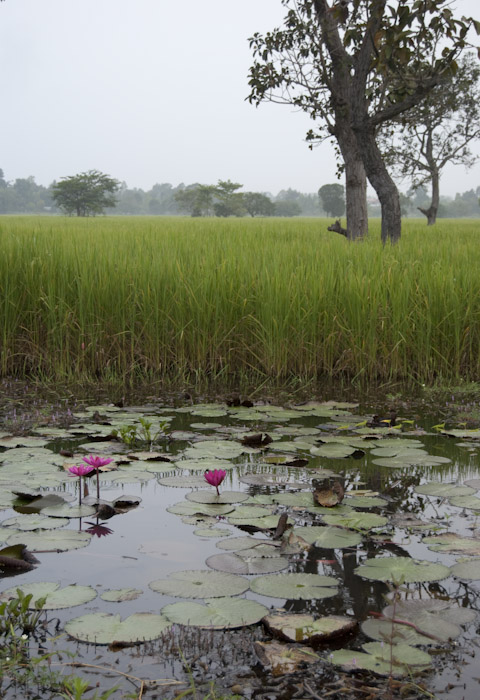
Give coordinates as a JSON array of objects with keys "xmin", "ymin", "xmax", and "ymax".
[{"xmin": 1, "ymin": 216, "xmax": 480, "ymax": 386}]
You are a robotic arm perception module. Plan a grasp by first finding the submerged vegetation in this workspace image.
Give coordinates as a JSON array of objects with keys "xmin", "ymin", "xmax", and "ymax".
[{"xmin": 1, "ymin": 216, "xmax": 480, "ymax": 387}]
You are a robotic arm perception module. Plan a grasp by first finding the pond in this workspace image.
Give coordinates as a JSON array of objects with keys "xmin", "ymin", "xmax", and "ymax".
[{"xmin": 1, "ymin": 398, "xmax": 480, "ymax": 699}]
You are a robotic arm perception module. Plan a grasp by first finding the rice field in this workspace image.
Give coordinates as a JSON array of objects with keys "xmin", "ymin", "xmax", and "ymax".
[{"xmin": 1, "ymin": 215, "xmax": 479, "ymax": 385}]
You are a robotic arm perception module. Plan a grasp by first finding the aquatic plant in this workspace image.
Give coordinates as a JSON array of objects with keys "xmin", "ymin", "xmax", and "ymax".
[
  {"xmin": 204, "ymin": 469, "xmax": 227, "ymax": 496},
  {"xmin": 67, "ymin": 464, "xmax": 95, "ymax": 506},
  {"xmin": 81, "ymin": 455, "xmax": 113, "ymax": 500}
]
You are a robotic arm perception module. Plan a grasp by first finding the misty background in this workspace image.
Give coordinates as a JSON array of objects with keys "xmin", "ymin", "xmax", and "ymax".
[{"xmin": 1, "ymin": 0, "xmax": 480, "ymax": 207}]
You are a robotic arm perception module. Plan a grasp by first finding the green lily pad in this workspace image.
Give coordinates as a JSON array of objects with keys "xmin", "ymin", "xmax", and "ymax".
[
  {"xmin": 415, "ymin": 483, "xmax": 475, "ymax": 498},
  {"xmin": 206, "ymin": 552, "xmax": 289, "ymax": 575},
  {"xmin": 162, "ymin": 597, "xmax": 268, "ymax": 629},
  {"xmin": 343, "ymin": 495, "xmax": 387, "ymax": 509},
  {"xmin": 423, "ymin": 533, "xmax": 480, "ymax": 555},
  {"xmin": 40, "ymin": 504, "xmax": 97, "ymax": 519},
  {"xmin": 166, "ymin": 501, "xmax": 235, "ymax": 517},
  {"xmin": 193, "ymin": 528, "xmax": 231, "ymax": 538},
  {"xmin": 451, "ymin": 559, "xmax": 480, "ymax": 580},
  {"xmin": 355, "ymin": 556, "xmax": 451, "ymax": 583},
  {"xmin": 174, "ymin": 458, "xmax": 234, "ymax": 472},
  {"xmin": 328, "ymin": 646, "xmax": 428, "ymax": 676},
  {"xmin": 250, "ymin": 573, "xmax": 338, "ymax": 600},
  {"xmin": 0, "ymin": 582, "xmax": 96, "ymax": 609},
  {"xmin": 216, "ymin": 536, "xmax": 261, "ymax": 551},
  {"xmin": 310, "ymin": 444, "xmax": 361, "ymax": 459},
  {"xmin": 292, "ymin": 526, "xmax": 362, "ymax": 549},
  {"xmin": 0, "ymin": 514, "xmax": 69, "ymax": 531},
  {"xmin": 6, "ymin": 529, "xmax": 92, "ymax": 552},
  {"xmin": 158, "ymin": 475, "xmax": 208, "ymax": 488},
  {"xmin": 185, "ymin": 491, "xmax": 249, "ymax": 505},
  {"xmin": 263, "ymin": 613, "xmax": 357, "ymax": 644},
  {"xmin": 100, "ymin": 589, "xmax": 143, "ymax": 602},
  {"xmin": 149, "ymin": 570, "xmax": 249, "ymax": 598},
  {"xmin": 65, "ymin": 612, "xmax": 171, "ymax": 644},
  {"xmin": 322, "ymin": 512, "xmax": 388, "ymax": 531},
  {"xmin": 449, "ymin": 495, "xmax": 480, "ymax": 510}
]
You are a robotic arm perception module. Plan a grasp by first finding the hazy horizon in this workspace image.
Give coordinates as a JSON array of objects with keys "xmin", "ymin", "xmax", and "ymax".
[{"xmin": 1, "ymin": 0, "xmax": 479, "ymax": 198}]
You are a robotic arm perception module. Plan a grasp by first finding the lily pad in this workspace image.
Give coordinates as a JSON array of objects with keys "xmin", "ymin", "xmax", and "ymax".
[
  {"xmin": 449, "ymin": 495, "xmax": 480, "ymax": 511},
  {"xmin": 0, "ymin": 582, "xmax": 97, "ymax": 609},
  {"xmin": 263, "ymin": 613, "xmax": 357, "ymax": 644},
  {"xmin": 6, "ymin": 529, "xmax": 92, "ymax": 552},
  {"xmin": 65, "ymin": 612, "xmax": 171, "ymax": 645},
  {"xmin": 100, "ymin": 589, "xmax": 143, "ymax": 602},
  {"xmin": 415, "ymin": 483, "xmax": 475, "ymax": 498},
  {"xmin": 451, "ymin": 558, "xmax": 480, "ymax": 580},
  {"xmin": 166, "ymin": 502, "xmax": 235, "ymax": 517},
  {"xmin": 162, "ymin": 597, "xmax": 268, "ymax": 629},
  {"xmin": 250, "ymin": 573, "xmax": 338, "ymax": 600},
  {"xmin": 355, "ymin": 556, "xmax": 451, "ymax": 583},
  {"xmin": 423, "ymin": 533, "xmax": 480, "ymax": 556},
  {"xmin": 292, "ymin": 526, "xmax": 362, "ymax": 549},
  {"xmin": 158, "ymin": 475, "xmax": 208, "ymax": 488},
  {"xmin": 206, "ymin": 552, "xmax": 289, "ymax": 575},
  {"xmin": 185, "ymin": 491, "xmax": 249, "ymax": 505},
  {"xmin": 40, "ymin": 504, "xmax": 97, "ymax": 519},
  {"xmin": 322, "ymin": 512, "xmax": 388, "ymax": 531},
  {"xmin": 149, "ymin": 570, "xmax": 249, "ymax": 598},
  {"xmin": 328, "ymin": 643, "xmax": 431, "ymax": 676},
  {"xmin": 0, "ymin": 514, "xmax": 69, "ymax": 531}
]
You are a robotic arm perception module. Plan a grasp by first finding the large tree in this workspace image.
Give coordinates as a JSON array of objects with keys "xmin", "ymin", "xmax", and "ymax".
[
  {"xmin": 381, "ymin": 53, "xmax": 480, "ymax": 225},
  {"xmin": 319, "ymin": 183, "xmax": 345, "ymax": 217},
  {"xmin": 52, "ymin": 170, "xmax": 120, "ymax": 217},
  {"xmin": 248, "ymin": 0, "xmax": 478, "ymax": 243}
]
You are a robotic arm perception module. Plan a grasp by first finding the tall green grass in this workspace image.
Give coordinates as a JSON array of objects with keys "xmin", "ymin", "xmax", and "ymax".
[{"xmin": 1, "ymin": 215, "xmax": 479, "ymax": 385}]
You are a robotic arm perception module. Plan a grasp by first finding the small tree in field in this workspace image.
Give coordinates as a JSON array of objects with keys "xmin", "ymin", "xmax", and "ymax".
[
  {"xmin": 52, "ymin": 170, "xmax": 120, "ymax": 216},
  {"xmin": 319, "ymin": 183, "xmax": 345, "ymax": 218},
  {"xmin": 381, "ymin": 53, "xmax": 480, "ymax": 226}
]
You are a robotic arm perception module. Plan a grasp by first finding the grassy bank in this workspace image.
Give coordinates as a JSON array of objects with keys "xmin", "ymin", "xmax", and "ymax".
[{"xmin": 1, "ymin": 216, "xmax": 479, "ymax": 386}]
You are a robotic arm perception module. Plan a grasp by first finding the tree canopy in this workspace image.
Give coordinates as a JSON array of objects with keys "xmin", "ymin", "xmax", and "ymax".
[
  {"xmin": 52, "ymin": 170, "xmax": 120, "ymax": 217},
  {"xmin": 382, "ymin": 53, "xmax": 480, "ymax": 225},
  {"xmin": 248, "ymin": 0, "xmax": 479, "ymax": 242}
]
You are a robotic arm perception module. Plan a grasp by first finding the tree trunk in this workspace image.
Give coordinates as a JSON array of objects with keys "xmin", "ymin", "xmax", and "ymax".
[
  {"xmin": 344, "ymin": 155, "xmax": 368, "ymax": 240},
  {"xmin": 418, "ymin": 167, "xmax": 439, "ymax": 225},
  {"xmin": 354, "ymin": 123, "xmax": 401, "ymax": 244},
  {"xmin": 335, "ymin": 126, "xmax": 369, "ymax": 240}
]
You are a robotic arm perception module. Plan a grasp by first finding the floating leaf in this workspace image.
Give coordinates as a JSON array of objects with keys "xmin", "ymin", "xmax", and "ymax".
[
  {"xmin": 250, "ymin": 573, "xmax": 338, "ymax": 600},
  {"xmin": 65, "ymin": 612, "xmax": 171, "ymax": 644},
  {"xmin": 162, "ymin": 597, "xmax": 268, "ymax": 628},
  {"xmin": 263, "ymin": 613, "xmax": 357, "ymax": 644},
  {"xmin": 449, "ymin": 495, "xmax": 480, "ymax": 511},
  {"xmin": 158, "ymin": 475, "xmax": 208, "ymax": 488},
  {"xmin": 423, "ymin": 533, "xmax": 480, "ymax": 556},
  {"xmin": 6, "ymin": 529, "xmax": 91, "ymax": 552},
  {"xmin": 322, "ymin": 512, "xmax": 388, "ymax": 531},
  {"xmin": 451, "ymin": 559, "xmax": 480, "ymax": 580},
  {"xmin": 185, "ymin": 491, "xmax": 249, "ymax": 505},
  {"xmin": 101, "ymin": 589, "xmax": 143, "ymax": 602},
  {"xmin": 328, "ymin": 644, "xmax": 430, "ymax": 676},
  {"xmin": 0, "ymin": 514, "xmax": 69, "ymax": 531},
  {"xmin": 206, "ymin": 552, "xmax": 289, "ymax": 575},
  {"xmin": 193, "ymin": 527, "xmax": 231, "ymax": 538},
  {"xmin": 166, "ymin": 501, "xmax": 235, "ymax": 517},
  {"xmin": 40, "ymin": 504, "xmax": 97, "ymax": 519},
  {"xmin": 216, "ymin": 536, "xmax": 262, "ymax": 551},
  {"xmin": 149, "ymin": 570, "xmax": 249, "ymax": 598},
  {"xmin": 415, "ymin": 483, "xmax": 475, "ymax": 498},
  {"xmin": 355, "ymin": 556, "xmax": 451, "ymax": 583},
  {"xmin": 0, "ymin": 582, "xmax": 96, "ymax": 609},
  {"xmin": 292, "ymin": 526, "xmax": 362, "ymax": 549}
]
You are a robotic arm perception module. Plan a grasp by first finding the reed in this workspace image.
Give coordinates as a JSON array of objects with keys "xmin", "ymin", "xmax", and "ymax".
[{"xmin": 1, "ymin": 215, "xmax": 479, "ymax": 385}]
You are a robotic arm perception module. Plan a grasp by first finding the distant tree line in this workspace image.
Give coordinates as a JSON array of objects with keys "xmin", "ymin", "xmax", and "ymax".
[{"xmin": 0, "ymin": 167, "xmax": 479, "ymax": 218}]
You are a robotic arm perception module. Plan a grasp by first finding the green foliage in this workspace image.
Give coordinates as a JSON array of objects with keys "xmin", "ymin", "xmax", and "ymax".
[
  {"xmin": 52, "ymin": 169, "xmax": 120, "ymax": 217},
  {"xmin": 318, "ymin": 183, "xmax": 346, "ymax": 218},
  {"xmin": 0, "ymin": 588, "xmax": 46, "ymax": 636},
  {"xmin": 114, "ymin": 417, "xmax": 170, "ymax": 447}
]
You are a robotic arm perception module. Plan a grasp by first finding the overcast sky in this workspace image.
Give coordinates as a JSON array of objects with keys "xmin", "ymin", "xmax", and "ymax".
[{"xmin": 1, "ymin": 0, "xmax": 479, "ymax": 196}]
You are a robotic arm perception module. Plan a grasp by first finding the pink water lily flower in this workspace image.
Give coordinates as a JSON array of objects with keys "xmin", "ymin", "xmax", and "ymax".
[
  {"xmin": 81, "ymin": 455, "xmax": 114, "ymax": 500},
  {"xmin": 81, "ymin": 455, "xmax": 113, "ymax": 469},
  {"xmin": 204, "ymin": 469, "xmax": 227, "ymax": 495},
  {"xmin": 68, "ymin": 465, "xmax": 95, "ymax": 477},
  {"xmin": 68, "ymin": 464, "xmax": 95, "ymax": 506}
]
